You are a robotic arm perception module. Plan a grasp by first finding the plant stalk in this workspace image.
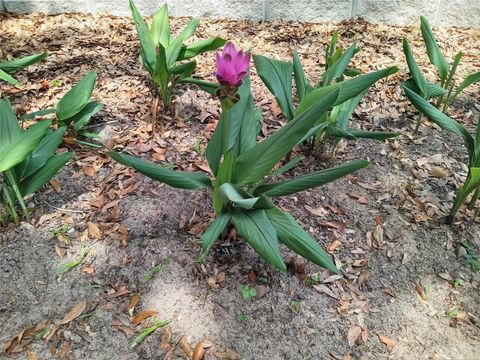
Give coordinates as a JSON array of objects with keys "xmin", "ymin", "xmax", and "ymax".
[{"xmin": 414, "ymin": 112, "xmax": 423, "ymax": 134}]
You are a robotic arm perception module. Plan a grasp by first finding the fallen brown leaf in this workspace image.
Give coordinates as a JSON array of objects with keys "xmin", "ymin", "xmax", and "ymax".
[
  {"xmin": 87, "ymin": 222, "xmax": 101, "ymax": 239},
  {"xmin": 60, "ymin": 300, "xmax": 86, "ymax": 325},
  {"xmin": 378, "ymin": 334, "xmax": 395, "ymax": 350},
  {"xmin": 131, "ymin": 310, "xmax": 157, "ymax": 325},
  {"xmin": 347, "ymin": 325, "xmax": 362, "ymax": 347}
]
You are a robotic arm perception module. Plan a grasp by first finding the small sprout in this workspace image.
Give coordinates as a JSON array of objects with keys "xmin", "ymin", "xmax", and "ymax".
[
  {"xmin": 50, "ymin": 79, "xmax": 62, "ymax": 87},
  {"xmin": 240, "ymin": 285, "xmax": 256, "ymax": 301},
  {"xmin": 446, "ymin": 307, "xmax": 459, "ymax": 318},
  {"xmin": 57, "ymin": 248, "xmax": 91, "ymax": 275},
  {"xmin": 239, "ymin": 314, "xmax": 247, "ymax": 321},
  {"xmin": 452, "ymin": 279, "xmax": 462, "ymax": 288},
  {"xmin": 257, "ymin": 276, "xmax": 269, "ymax": 285},
  {"xmin": 291, "ymin": 300, "xmax": 301, "ymax": 313},
  {"xmin": 141, "ymin": 257, "xmax": 171, "ymax": 283},
  {"xmin": 129, "ymin": 318, "xmax": 171, "ymax": 348}
]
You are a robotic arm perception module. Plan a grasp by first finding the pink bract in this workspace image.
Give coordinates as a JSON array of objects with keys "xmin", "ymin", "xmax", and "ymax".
[{"xmin": 215, "ymin": 42, "xmax": 251, "ymax": 87}]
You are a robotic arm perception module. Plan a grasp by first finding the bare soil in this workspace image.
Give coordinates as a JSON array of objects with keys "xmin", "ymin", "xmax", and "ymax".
[{"xmin": 1, "ymin": 12, "xmax": 479, "ymax": 360}]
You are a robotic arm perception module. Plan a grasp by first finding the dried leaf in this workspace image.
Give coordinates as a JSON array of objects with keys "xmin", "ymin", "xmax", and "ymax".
[
  {"xmin": 60, "ymin": 300, "xmax": 86, "ymax": 324},
  {"xmin": 131, "ymin": 310, "xmax": 157, "ymax": 325},
  {"xmin": 415, "ymin": 283, "xmax": 427, "ymax": 301},
  {"xmin": 87, "ymin": 222, "xmax": 101, "ymax": 239},
  {"xmin": 347, "ymin": 325, "xmax": 362, "ymax": 347},
  {"xmin": 378, "ymin": 334, "xmax": 395, "ymax": 350},
  {"xmin": 192, "ymin": 340, "xmax": 206, "ymax": 360}
]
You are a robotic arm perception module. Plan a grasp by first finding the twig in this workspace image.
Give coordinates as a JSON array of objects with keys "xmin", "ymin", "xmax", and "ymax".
[{"xmin": 43, "ymin": 201, "xmax": 85, "ymax": 214}]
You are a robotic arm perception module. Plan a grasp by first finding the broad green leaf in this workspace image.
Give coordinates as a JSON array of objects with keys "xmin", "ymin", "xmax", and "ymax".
[
  {"xmin": 21, "ymin": 108, "xmax": 56, "ymax": 120},
  {"xmin": 177, "ymin": 37, "xmax": 227, "ymax": 61},
  {"xmin": 270, "ymin": 156, "xmax": 304, "ymax": 177},
  {"xmin": 420, "ymin": 16, "xmax": 449, "ymax": 82},
  {"xmin": 254, "ymin": 160, "xmax": 370, "ymax": 197},
  {"xmin": 205, "ymin": 111, "xmax": 224, "ymax": 176},
  {"xmin": 198, "ymin": 212, "xmax": 231, "ymax": 261},
  {"xmin": 56, "ymin": 72, "xmax": 96, "ymax": 121},
  {"xmin": 150, "ymin": 4, "xmax": 170, "ymax": 47},
  {"xmin": 0, "ymin": 98, "xmax": 21, "ymax": 146},
  {"xmin": 108, "ymin": 151, "xmax": 212, "ymax": 189},
  {"xmin": 129, "ymin": 0, "xmax": 157, "ymax": 74},
  {"xmin": 346, "ymin": 129, "xmax": 401, "ymax": 140},
  {"xmin": 153, "ymin": 43, "xmax": 170, "ymax": 97},
  {"xmin": 331, "ymin": 90, "xmax": 367, "ymax": 130},
  {"xmin": 453, "ymin": 72, "xmax": 480, "ymax": 100},
  {"xmin": 266, "ymin": 207, "xmax": 339, "ymax": 273},
  {"xmin": 292, "ymin": 49, "xmax": 311, "ymax": 102},
  {"xmin": 322, "ymin": 42, "xmax": 357, "ymax": 86},
  {"xmin": 445, "ymin": 51, "xmax": 463, "ymax": 92},
  {"xmin": 166, "ymin": 35, "xmax": 185, "ymax": 69},
  {"xmin": 232, "ymin": 89, "xmax": 339, "ymax": 185},
  {"xmin": 71, "ymin": 102, "xmax": 103, "ymax": 132},
  {"xmin": 402, "ymin": 78, "xmax": 448, "ymax": 99},
  {"xmin": 253, "ymin": 54, "xmax": 295, "ymax": 121},
  {"xmin": 181, "ymin": 77, "xmax": 218, "ymax": 95},
  {"xmin": 16, "ymin": 127, "xmax": 66, "ymax": 179},
  {"xmin": 19, "ymin": 152, "xmax": 73, "ymax": 196},
  {"xmin": 213, "ymin": 152, "xmax": 234, "ymax": 213},
  {"xmin": 296, "ymin": 67, "xmax": 398, "ymax": 115},
  {"xmin": 177, "ymin": 18, "xmax": 200, "ymax": 41},
  {"xmin": 403, "ymin": 86, "xmax": 475, "ymax": 159},
  {"xmin": 450, "ymin": 167, "xmax": 480, "ymax": 219},
  {"xmin": 218, "ymin": 183, "xmax": 274, "ymax": 210},
  {"xmin": 170, "ymin": 60, "xmax": 196, "ymax": 79},
  {"xmin": 230, "ymin": 77, "xmax": 257, "ymax": 155},
  {"xmin": 0, "ymin": 68, "xmax": 20, "ymax": 85},
  {"xmin": 403, "ymin": 38, "xmax": 428, "ymax": 98},
  {"xmin": 0, "ymin": 120, "xmax": 51, "ymax": 172},
  {"xmin": 231, "ymin": 208, "xmax": 286, "ymax": 271},
  {"xmin": 0, "ymin": 52, "xmax": 47, "ymax": 73}
]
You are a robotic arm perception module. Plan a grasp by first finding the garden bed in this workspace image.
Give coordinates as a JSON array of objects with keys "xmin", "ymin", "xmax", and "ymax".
[{"xmin": 1, "ymin": 12, "xmax": 480, "ymax": 360}]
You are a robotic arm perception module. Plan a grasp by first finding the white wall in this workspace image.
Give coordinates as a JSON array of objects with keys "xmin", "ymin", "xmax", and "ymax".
[{"xmin": 2, "ymin": 0, "xmax": 479, "ymax": 27}]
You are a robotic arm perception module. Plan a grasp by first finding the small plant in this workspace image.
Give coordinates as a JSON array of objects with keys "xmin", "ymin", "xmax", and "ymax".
[
  {"xmin": 110, "ymin": 43, "xmax": 372, "ymax": 272},
  {"xmin": 291, "ymin": 300, "xmax": 301, "ymax": 313},
  {"xmin": 403, "ymin": 87, "xmax": 480, "ymax": 222},
  {"xmin": 403, "ymin": 17, "xmax": 480, "ymax": 132},
  {"xmin": 0, "ymin": 52, "xmax": 47, "ymax": 85},
  {"xmin": 129, "ymin": 318, "xmax": 171, "ymax": 348},
  {"xmin": 0, "ymin": 98, "xmax": 73, "ymax": 225},
  {"xmin": 254, "ymin": 33, "xmax": 399, "ymax": 158},
  {"xmin": 240, "ymin": 285, "xmax": 257, "ymax": 301},
  {"xmin": 129, "ymin": 0, "xmax": 225, "ymax": 128},
  {"xmin": 22, "ymin": 72, "xmax": 103, "ymax": 146}
]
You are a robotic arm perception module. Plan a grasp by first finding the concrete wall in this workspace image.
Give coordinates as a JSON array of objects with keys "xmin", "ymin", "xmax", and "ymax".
[{"xmin": 2, "ymin": 0, "xmax": 479, "ymax": 27}]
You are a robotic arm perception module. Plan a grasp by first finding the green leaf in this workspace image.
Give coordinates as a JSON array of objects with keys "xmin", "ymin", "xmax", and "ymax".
[
  {"xmin": 198, "ymin": 212, "xmax": 231, "ymax": 262},
  {"xmin": 253, "ymin": 54, "xmax": 295, "ymax": 121},
  {"xmin": 71, "ymin": 101, "xmax": 103, "ymax": 132},
  {"xmin": 177, "ymin": 18, "xmax": 200, "ymax": 41},
  {"xmin": 347, "ymin": 129, "xmax": 401, "ymax": 140},
  {"xmin": 453, "ymin": 72, "xmax": 480, "ymax": 101},
  {"xmin": 231, "ymin": 208, "xmax": 286, "ymax": 271},
  {"xmin": 293, "ymin": 49, "xmax": 311, "ymax": 102},
  {"xmin": 177, "ymin": 37, "xmax": 227, "ymax": 61},
  {"xmin": 450, "ymin": 168, "xmax": 480, "ymax": 219},
  {"xmin": 232, "ymin": 89, "xmax": 339, "ymax": 185},
  {"xmin": 266, "ymin": 207, "xmax": 339, "ymax": 273},
  {"xmin": 270, "ymin": 156, "xmax": 304, "ymax": 177},
  {"xmin": 403, "ymin": 86, "xmax": 475, "ymax": 159},
  {"xmin": 213, "ymin": 152, "xmax": 234, "ymax": 213},
  {"xmin": 297, "ymin": 67, "xmax": 398, "ymax": 115},
  {"xmin": 166, "ymin": 35, "xmax": 185, "ymax": 69},
  {"xmin": 129, "ymin": 0, "xmax": 157, "ymax": 74},
  {"xmin": 322, "ymin": 42, "xmax": 357, "ymax": 86},
  {"xmin": 0, "ymin": 98, "xmax": 21, "ymax": 146},
  {"xmin": 331, "ymin": 90, "xmax": 367, "ymax": 130},
  {"xmin": 420, "ymin": 16, "xmax": 449, "ymax": 82},
  {"xmin": 150, "ymin": 4, "xmax": 170, "ymax": 47},
  {"xmin": 152, "ymin": 43, "xmax": 170, "ymax": 96},
  {"xmin": 129, "ymin": 318, "xmax": 171, "ymax": 349},
  {"xmin": 218, "ymin": 183, "xmax": 274, "ymax": 210},
  {"xmin": 0, "ymin": 120, "xmax": 51, "ymax": 173},
  {"xmin": 108, "ymin": 151, "xmax": 212, "ymax": 189},
  {"xmin": 402, "ymin": 78, "xmax": 448, "ymax": 99},
  {"xmin": 170, "ymin": 60, "xmax": 197, "ymax": 79},
  {"xmin": 16, "ymin": 127, "xmax": 66, "ymax": 179},
  {"xmin": 0, "ymin": 52, "xmax": 47, "ymax": 73},
  {"xmin": 19, "ymin": 152, "xmax": 73, "ymax": 196},
  {"xmin": 21, "ymin": 108, "xmax": 56, "ymax": 120},
  {"xmin": 0, "ymin": 68, "xmax": 20, "ymax": 85},
  {"xmin": 254, "ymin": 160, "xmax": 370, "ymax": 197},
  {"xmin": 181, "ymin": 77, "xmax": 218, "ymax": 95},
  {"xmin": 56, "ymin": 72, "xmax": 96, "ymax": 121},
  {"xmin": 402, "ymin": 38, "xmax": 428, "ymax": 98}
]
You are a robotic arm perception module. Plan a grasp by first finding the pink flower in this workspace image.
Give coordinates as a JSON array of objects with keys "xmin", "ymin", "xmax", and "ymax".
[{"xmin": 215, "ymin": 42, "xmax": 251, "ymax": 88}]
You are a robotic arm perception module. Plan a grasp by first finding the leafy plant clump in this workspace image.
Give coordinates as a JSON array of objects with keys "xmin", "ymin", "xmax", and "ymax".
[
  {"xmin": 254, "ymin": 33, "xmax": 399, "ymax": 158},
  {"xmin": 403, "ymin": 87, "xmax": 480, "ymax": 222},
  {"xmin": 403, "ymin": 16, "xmax": 480, "ymax": 132},
  {"xmin": 0, "ymin": 98, "xmax": 73, "ymax": 226},
  {"xmin": 23, "ymin": 72, "xmax": 103, "ymax": 147},
  {"xmin": 129, "ymin": 0, "xmax": 226, "ymax": 127},
  {"xmin": 109, "ymin": 43, "xmax": 372, "ymax": 272},
  {"xmin": 0, "ymin": 51, "xmax": 47, "ymax": 85}
]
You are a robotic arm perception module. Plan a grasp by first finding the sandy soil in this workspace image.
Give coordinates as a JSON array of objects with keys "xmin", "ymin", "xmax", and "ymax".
[{"xmin": 1, "ymin": 12, "xmax": 479, "ymax": 360}]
